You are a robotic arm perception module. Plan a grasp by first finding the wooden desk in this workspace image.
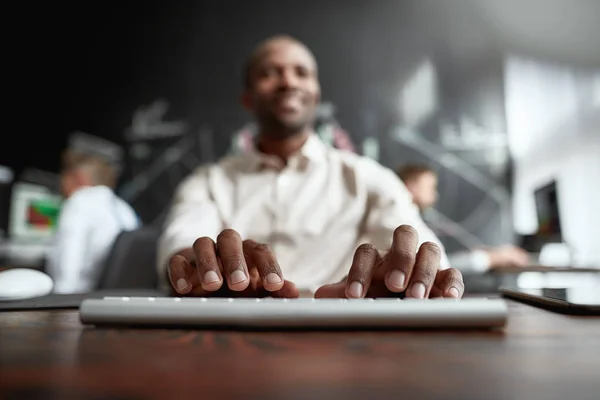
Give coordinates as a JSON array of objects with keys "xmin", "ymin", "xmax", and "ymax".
[{"xmin": 1, "ymin": 300, "xmax": 599, "ymax": 400}]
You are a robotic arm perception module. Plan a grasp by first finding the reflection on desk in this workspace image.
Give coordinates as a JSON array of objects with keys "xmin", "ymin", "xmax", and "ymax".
[{"xmin": 463, "ymin": 266, "xmax": 600, "ymax": 294}]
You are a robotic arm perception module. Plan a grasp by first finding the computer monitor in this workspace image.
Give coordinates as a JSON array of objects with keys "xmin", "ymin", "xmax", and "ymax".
[
  {"xmin": 534, "ymin": 180, "xmax": 563, "ymax": 243},
  {"xmin": 8, "ymin": 182, "xmax": 63, "ymax": 243},
  {"xmin": 0, "ymin": 166, "xmax": 13, "ymax": 239}
]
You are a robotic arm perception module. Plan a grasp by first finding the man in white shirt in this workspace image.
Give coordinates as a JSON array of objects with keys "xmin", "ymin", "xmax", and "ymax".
[
  {"xmin": 158, "ymin": 35, "xmax": 464, "ymax": 299},
  {"xmin": 46, "ymin": 151, "xmax": 140, "ymax": 293},
  {"xmin": 397, "ymin": 164, "xmax": 530, "ymax": 272}
]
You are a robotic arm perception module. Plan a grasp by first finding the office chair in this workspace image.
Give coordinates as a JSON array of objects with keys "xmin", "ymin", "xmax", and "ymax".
[{"xmin": 97, "ymin": 227, "xmax": 160, "ymax": 290}]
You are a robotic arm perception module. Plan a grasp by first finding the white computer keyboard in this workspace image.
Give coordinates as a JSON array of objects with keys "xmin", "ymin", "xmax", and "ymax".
[{"xmin": 79, "ymin": 296, "xmax": 508, "ymax": 329}]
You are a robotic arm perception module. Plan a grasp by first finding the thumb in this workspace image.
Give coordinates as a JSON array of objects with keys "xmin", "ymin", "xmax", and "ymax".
[
  {"xmin": 314, "ymin": 282, "xmax": 347, "ymax": 298},
  {"xmin": 271, "ymin": 280, "xmax": 301, "ymax": 298}
]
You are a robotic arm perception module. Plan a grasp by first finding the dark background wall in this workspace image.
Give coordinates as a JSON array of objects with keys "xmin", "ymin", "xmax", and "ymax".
[
  {"xmin": 5, "ymin": 0, "xmax": 599, "ymax": 250},
  {"xmin": 4, "ymin": 0, "xmax": 503, "ymax": 173},
  {"xmin": 8, "ymin": 0, "xmax": 599, "ymax": 173}
]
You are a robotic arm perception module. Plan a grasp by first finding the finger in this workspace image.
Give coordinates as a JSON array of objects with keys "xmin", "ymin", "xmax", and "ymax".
[
  {"xmin": 406, "ymin": 241, "xmax": 441, "ymax": 299},
  {"xmin": 315, "ymin": 278, "xmax": 405, "ymax": 299},
  {"xmin": 192, "ymin": 237, "xmax": 223, "ymax": 291},
  {"xmin": 243, "ymin": 240, "xmax": 284, "ymax": 291},
  {"xmin": 168, "ymin": 251, "xmax": 197, "ymax": 295},
  {"xmin": 216, "ymin": 229, "xmax": 249, "ymax": 291},
  {"xmin": 270, "ymin": 280, "xmax": 300, "ymax": 298},
  {"xmin": 314, "ymin": 282, "xmax": 346, "ymax": 298},
  {"xmin": 429, "ymin": 268, "xmax": 464, "ymax": 299},
  {"xmin": 385, "ymin": 225, "xmax": 419, "ymax": 292},
  {"xmin": 345, "ymin": 244, "xmax": 382, "ymax": 298},
  {"xmin": 229, "ymin": 277, "xmax": 298, "ymax": 298}
]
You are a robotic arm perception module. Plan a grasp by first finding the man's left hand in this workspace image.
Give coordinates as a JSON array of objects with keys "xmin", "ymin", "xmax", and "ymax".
[{"xmin": 315, "ymin": 225, "xmax": 464, "ymax": 299}]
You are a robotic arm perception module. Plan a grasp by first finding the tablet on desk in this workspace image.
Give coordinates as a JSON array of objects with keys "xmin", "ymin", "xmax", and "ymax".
[{"xmin": 500, "ymin": 287, "xmax": 600, "ymax": 315}]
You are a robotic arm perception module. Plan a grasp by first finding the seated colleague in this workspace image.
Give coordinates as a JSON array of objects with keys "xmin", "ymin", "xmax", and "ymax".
[
  {"xmin": 397, "ymin": 164, "xmax": 530, "ymax": 272},
  {"xmin": 46, "ymin": 150, "xmax": 140, "ymax": 293},
  {"xmin": 157, "ymin": 35, "xmax": 465, "ymax": 299}
]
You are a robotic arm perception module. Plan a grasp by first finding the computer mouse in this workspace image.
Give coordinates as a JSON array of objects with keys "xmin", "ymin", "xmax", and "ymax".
[{"xmin": 0, "ymin": 268, "xmax": 54, "ymax": 301}]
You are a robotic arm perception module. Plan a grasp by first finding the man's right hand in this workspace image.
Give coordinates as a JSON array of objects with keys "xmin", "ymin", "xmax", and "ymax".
[{"xmin": 167, "ymin": 229, "xmax": 299, "ymax": 298}]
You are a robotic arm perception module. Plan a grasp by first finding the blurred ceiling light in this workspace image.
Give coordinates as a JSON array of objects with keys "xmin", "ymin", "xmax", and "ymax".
[
  {"xmin": 400, "ymin": 60, "xmax": 438, "ymax": 128},
  {"xmin": 593, "ymin": 74, "xmax": 600, "ymax": 108},
  {"xmin": 504, "ymin": 57, "xmax": 578, "ymax": 159}
]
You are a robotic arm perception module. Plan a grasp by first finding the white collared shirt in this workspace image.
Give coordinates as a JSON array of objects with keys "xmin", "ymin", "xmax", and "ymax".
[
  {"xmin": 157, "ymin": 134, "xmax": 450, "ymax": 293},
  {"xmin": 46, "ymin": 186, "xmax": 140, "ymax": 293}
]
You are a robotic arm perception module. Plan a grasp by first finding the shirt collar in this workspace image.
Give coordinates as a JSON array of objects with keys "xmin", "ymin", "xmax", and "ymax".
[{"xmin": 246, "ymin": 133, "xmax": 327, "ymax": 171}]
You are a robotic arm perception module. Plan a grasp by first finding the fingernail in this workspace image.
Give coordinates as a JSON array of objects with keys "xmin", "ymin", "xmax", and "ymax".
[
  {"xmin": 448, "ymin": 287, "xmax": 460, "ymax": 298},
  {"xmin": 176, "ymin": 278, "xmax": 189, "ymax": 292},
  {"xmin": 348, "ymin": 281, "xmax": 363, "ymax": 298},
  {"xmin": 230, "ymin": 270, "xmax": 247, "ymax": 284},
  {"xmin": 387, "ymin": 270, "xmax": 406, "ymax": 289},
  {"xmin": 410, "ymin": 282, "xmax": 426, "ymax": 299},
  {"xmin": 204, "ymin": 270, "xmax": 220, "ymax": 284},
  {"xmin": 265, "ymin": 273, "xmax": 282, "ymax": 285}
]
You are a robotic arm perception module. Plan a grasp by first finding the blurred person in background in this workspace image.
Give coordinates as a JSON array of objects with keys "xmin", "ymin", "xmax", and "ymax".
[
  {"xmin": 46, "ymin": 150, "xmax": 140, "ymax": 293},
  {"xmin": 397, "ymin": 164, "xmax": 530, "ymax": 273},
  {"xmin": 158, "ymin": 35, "xmax": 465, "ymax": 300}
]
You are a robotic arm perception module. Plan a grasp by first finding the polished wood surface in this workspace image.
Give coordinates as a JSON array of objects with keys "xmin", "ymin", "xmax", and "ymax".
[{"xmin": 1, "ymin": 300, "xmax": 599, "ymax": 400}]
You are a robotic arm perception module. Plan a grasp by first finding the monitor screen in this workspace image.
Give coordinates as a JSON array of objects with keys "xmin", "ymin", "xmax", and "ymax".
[
  {"xmin": 534, "ymin": 180, "xmax": 562, "ymax": 243},
  {"xmin": 8, "ymin": 182, "xmax": 63, "ymax": 242},
  {"xmin": 0, "ymin": 166, "xmax": 12, "ymax": 238}
]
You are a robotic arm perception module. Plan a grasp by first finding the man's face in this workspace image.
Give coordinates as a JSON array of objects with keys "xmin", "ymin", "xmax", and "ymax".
[
  {"xmin": 60, "ymin": 171, "xmax": 78, "ymax": 198},
  {"xmin": 60, "ymin": 168, "xmax": 92, "ymax": 198},
  {"xmin": 406, "ymin": 172, "xmax": 438, "ymax": 211},
  {"xmin": 243, "ymin": 39, "xmax": 321, "ymax": 138}
]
